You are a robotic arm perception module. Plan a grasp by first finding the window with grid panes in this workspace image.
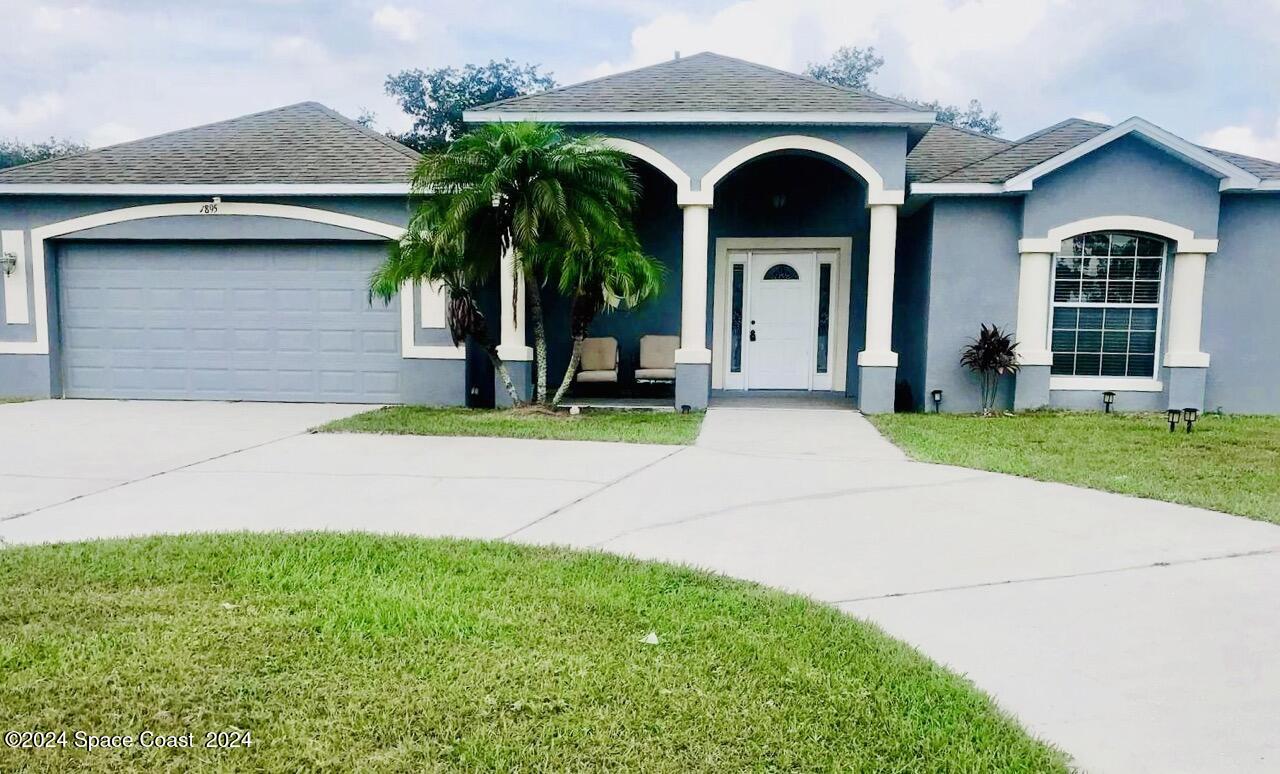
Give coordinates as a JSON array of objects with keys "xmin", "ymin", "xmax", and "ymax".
[{"xmin": 1050, "ymin": 232, "xmax": 1165, "ymax": 378}]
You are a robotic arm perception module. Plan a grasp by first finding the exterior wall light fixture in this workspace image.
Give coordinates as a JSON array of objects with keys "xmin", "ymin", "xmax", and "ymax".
[{"xmin": 0, "ymin": 251, "xmax": 16, "ymax": 276}]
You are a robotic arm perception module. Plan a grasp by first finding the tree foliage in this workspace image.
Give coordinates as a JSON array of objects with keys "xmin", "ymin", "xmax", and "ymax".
[
  {"xmin": 804, "ymin": 46, "xmax": 1002, "ymax": 135},
  {"xmin": 371, "ymin": 122, "xmax": 651, "ymax": 407},
  {"xmin": 802, "ymin": 46, "xmax": 884, "ymax": 90},
  {"xmin": 384, "ymin": 60, "xmax": 557, "ymax": 151},
  {"xmin": 0, "ymin": 137, "xmax": 88, "ymax": 170}
]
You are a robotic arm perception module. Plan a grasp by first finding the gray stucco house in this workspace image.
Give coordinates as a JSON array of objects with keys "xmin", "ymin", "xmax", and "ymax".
[{"xmin": 2, "ymin": 53, "xmax": 1277, "ymax": 414}]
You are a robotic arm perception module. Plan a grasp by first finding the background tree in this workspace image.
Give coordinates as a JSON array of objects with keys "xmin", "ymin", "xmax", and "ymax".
[
  {"xmin": 0, "ymin": 137, "xmax": 88, "ymax": 170},
  {"xmin": 384, "ymin": 60, "xmax": 557, "ymax": 151},
  {"xmin": 804, "ymin": 46, "xmax": 1002, "ymax": 135},
  {"xmin": 802, "ymin": 46, "xmax": 884, "ymax": 90}
]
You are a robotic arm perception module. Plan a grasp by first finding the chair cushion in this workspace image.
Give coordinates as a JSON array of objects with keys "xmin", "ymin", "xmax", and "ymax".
[
  {"xmin": 639, "ymin": 335, "xmax": 679, "ymax": 370},
  {"xmin": 634, "ymin": 368, "xmax": 676, "ymax": 381},
  {"xmin": 576, "ymin": 370, "xmax": 618, "ymax": 383},
  {"xmin": 580, "ymin": 337, "xmax": 618, "ymax": 371}
]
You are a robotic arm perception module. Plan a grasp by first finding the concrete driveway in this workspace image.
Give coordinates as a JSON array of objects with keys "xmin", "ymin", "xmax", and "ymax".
[{"xmin": 2, "ymin": 399, "xmax": 1278, "ymax": 773}]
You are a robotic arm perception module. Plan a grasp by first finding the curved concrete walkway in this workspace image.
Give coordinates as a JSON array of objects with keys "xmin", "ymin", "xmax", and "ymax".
[{"xmin": 2, "ymin": 399, "xmax": 1278, "ymax": 773}]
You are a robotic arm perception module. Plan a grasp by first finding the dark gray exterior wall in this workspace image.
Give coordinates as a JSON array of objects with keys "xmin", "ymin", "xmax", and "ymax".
[
  {"xmin": 1203, "ymin": 195, "xmax": 1280, "ymax": 413},
  {"xmin": 892, "ymin": 205, "xmax": 932, "ymax": 410},
  {"xmin": 1021, "ymin": 136, "xmax": 1221, "ymax": 239}
]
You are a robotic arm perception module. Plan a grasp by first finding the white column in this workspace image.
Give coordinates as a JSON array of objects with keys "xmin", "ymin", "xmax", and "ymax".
[
  {"xmin": 857, "ymin": 203, "xmax": 899, "ymax": 367},
  {"xmin": 1164, "ymin": 252, "xmax": 1210, "ymax": 368},
  {"xmin": 1014, "ymin": 251, "xmax": 1054, "ymax": 366},
  {"xmin": 675, "ymin": 204, "xmax": 711, "ymax": 363},
  {"xmin": 496, "ymin": 245, "xmax": 532, "ymax": 361}
]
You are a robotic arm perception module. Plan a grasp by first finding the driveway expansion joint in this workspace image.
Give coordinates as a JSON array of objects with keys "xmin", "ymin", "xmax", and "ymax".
[
  {"xmin": 501, "ymin": 446, "xmax": 688, "ymax": 540},
  {"xmin": 831, "ymin": 546, "xmax": 1280, "ymax": 605}
]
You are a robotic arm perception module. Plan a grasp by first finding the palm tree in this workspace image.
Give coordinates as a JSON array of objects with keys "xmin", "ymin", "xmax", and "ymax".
[
  {"xmin": 537, "ymin": 227, "xmax": 664, "ymax": 406},
  {"xmin": 387, "ymin": 122, "xmax": 639, "ymax": 406},
  {"xmin": 369, "ymin": 197, "xmax": 525, "ymax": 405}
]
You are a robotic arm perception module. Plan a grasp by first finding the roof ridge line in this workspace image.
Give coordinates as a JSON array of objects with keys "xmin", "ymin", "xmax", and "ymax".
[
  {"xmin": 0, "ymin": 101, "xmax": 326, "ymax": 179},
  {"xmin": 700, "ymin": 52, "xmax": 928, "ymax": 113},
  {"xmin": 303, "ymin": 103, "xmax": 420, "ymax": 161},
  {"xmin": 928, "ymin": 118, "xmax": 1110, "ymax": 182}
]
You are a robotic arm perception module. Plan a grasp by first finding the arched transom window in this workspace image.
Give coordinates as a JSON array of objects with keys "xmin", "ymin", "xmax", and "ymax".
[
  {"xmin": 1050, "ymin": 232, "xmax": 1166, "ymax": 378},
  {"xmin": 763, "ymin": 263, "xmax": 800, "ymax": 280}
]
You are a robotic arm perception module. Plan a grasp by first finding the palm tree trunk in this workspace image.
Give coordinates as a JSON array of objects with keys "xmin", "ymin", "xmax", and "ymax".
[
  {"xmin": 552, "ymin": 337, "xmax": 584, "ymax": 406},
  {"xmin": 524, "ymin": 265, "xmax": 550, "ymax": 405},
  {"xmin": 487, "ymin": 344, "xmax": 524, "ymax": 407}
]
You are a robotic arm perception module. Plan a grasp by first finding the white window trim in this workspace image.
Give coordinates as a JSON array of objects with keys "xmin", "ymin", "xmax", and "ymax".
[
  {"xmin": 1049, "ymin": 376, "xmax": 1164, "ymax": 392},
  {"xmin": 1048, "ymin": 232, "xmax": 1168, "ymax": 386},
  {"xmin": 711, "ymin": 237, "xmax": 852, "ymax": 392},
  {"xmin": 0, "ymin": 200, "xmax": 464, "ymax": 360}
]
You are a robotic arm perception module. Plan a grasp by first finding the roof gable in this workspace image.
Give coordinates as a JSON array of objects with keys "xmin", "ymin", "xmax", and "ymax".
[
  {"xmin": 466, "ymin": 52, "xmax": 934, "ymax": 122},
  {"xmin": 1002, "ymin": 117, "xmax": 1258, "ymax": 192},
  {"xmin": 0, "ymin": 102, "xmax": 419, "ymax": 187},
  {"xmin": 921, "ymin": 117, "xmax": 1276, "ymax": 192}
]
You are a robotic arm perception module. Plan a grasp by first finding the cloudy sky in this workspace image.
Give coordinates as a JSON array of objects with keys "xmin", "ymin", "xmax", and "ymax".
[{"xmin": 4, "ymin": 0, "xmax": 1280, "ymax": 160}]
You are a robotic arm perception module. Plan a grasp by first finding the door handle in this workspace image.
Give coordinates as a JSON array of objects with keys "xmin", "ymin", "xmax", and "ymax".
[{"xmin": 749, "ymin": 330, "xmax": 757, "ymax": 341}]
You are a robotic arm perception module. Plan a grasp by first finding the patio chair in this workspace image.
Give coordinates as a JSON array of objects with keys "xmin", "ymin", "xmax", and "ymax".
[
  {"xmin": 575, "ymin": 337, "xmax": 619, "ymax": 383},
  {"xmin": 635, "ymin": 334, "xmax": 678, "ymax": 383}
]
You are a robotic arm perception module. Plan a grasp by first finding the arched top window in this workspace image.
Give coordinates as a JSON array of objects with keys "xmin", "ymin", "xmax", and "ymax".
[
  {"xmin": 1050, "ymin": 231, "xmax": 1167, "ymax": 379},
  {"xmin": 763, "ymin": 263, "xmax": 799, "ymax": 281}
]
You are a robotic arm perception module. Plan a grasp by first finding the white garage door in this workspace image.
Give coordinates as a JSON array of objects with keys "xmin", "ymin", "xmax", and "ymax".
[{"xmin": 59, "ymin": 241, "xmax": 405, "ymax": 402}]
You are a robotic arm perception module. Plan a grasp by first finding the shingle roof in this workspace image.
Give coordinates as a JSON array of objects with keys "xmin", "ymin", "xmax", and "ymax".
[
  {"xmin": 922, "ymin": 117, "xmax": 1280, "ymax": 185},
  {"xmin": 0, "ymin": 102, "xmax": 419, "ymax": 185},
  {"xmin": 929, "ymin": 119, "xmax": 1110, "ymax": 183},
  {"xmin": 471, "ymin": 52, "xmax": 924, "ymax": 115},
  {"xmin": 1203, "ymin": 146, "xmax": 1280, "ymax": 180},
  {"xmin": 906, "ymin": 123, "xmax": 1012, "ymax": 183}
]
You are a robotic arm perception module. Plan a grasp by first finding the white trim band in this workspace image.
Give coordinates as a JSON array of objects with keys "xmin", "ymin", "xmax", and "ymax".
[
  {"xmin": 1050, "ymin": 377, "xmax": 1163, "ymax": 392},
  {"xmin": 675, "ymin": 347, "xmax": 713, "ymax": 365},
  {"xmin": 1019, "ymin": 216, "xmax": 1218, "ymax": 255},
  {"xmin": 1164, "ymin": 352, "xmax": 1211, "ymax": 368},
  {"xmin": 0, "ymin": 184, "xmax": 412, "ymax": 196},
  {"xmin": 464, "ymin": 110, "xmax": 936, "ymax": 125}
]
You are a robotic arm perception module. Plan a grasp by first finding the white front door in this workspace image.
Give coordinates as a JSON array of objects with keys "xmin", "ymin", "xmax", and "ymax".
[{"xmin": 746, "ymin": 252, "xmax": 815, "ymax": 389}]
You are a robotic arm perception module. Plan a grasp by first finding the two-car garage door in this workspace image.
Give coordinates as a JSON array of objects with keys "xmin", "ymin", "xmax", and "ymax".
[{"xmin": 58, "ymin": 241, "xmax": 406, "ymax": 403}]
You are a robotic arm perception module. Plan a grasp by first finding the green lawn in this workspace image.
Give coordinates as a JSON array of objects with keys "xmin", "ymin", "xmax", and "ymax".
[
  {"xmin": 0, "ymin": 397, "xmax": 31, "ymax": 404},
  {"xmin": 870, "ymin": 411, "xmax": 1280, "ymax": 523},
  {"xmin": 317, "ymin": 405, "xmax": 704, "ymax": 445},
  {"xmin": 0, "ymin": 534, "xmax": 1066, "ymax": 773}
]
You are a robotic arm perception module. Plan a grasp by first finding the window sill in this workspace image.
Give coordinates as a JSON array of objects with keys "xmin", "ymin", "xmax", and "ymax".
[{"xmin": 1049, "ymin": 376, "xmax": 1163, "ymax": 392}]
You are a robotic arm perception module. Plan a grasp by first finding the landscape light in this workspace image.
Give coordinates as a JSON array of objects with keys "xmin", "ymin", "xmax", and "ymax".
[
  {"xmin": 1166, "ymin": 408, "xmax": 1183, "ymax": 432},
  {"xmin": 931, "ymin": 389, "xmax": 943, "ymax": 413},
  {"xmin": 1102, "ymin": 391, "xmax": 1116, "ymax": 413},
  {"xmin": 1183, "ymin": 407, "xmax": 1199, "ymax": 433}
]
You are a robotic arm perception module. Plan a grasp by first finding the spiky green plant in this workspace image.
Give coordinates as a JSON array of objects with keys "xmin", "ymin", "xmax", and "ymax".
[{"xmin": 960, "ymin": 323, "xmax": 1021, "ymax": 415}]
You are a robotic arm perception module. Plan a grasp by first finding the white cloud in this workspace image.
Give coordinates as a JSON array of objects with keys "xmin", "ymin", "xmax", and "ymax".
[
  {"xmin": 1199, "ymin": 119, "xmax": 1280, "ymax": 163},
  {"xmin": 371, "ymin": 4, "xmax": 424, "ymax": 43},
  {"xmin": 0, "ymin": 92, "xmax": 65, "ymax": 130},
  {"xmin": 1079, "ymin": 111, "xmax": 1114, "ymax": 125},
  {"xmin": 269, "ymin": 35, "xmax": 327, "ymax": 64},
  {"xmin": 88, "ymin": 122, "xmax": 140, "ymax": 148}
]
